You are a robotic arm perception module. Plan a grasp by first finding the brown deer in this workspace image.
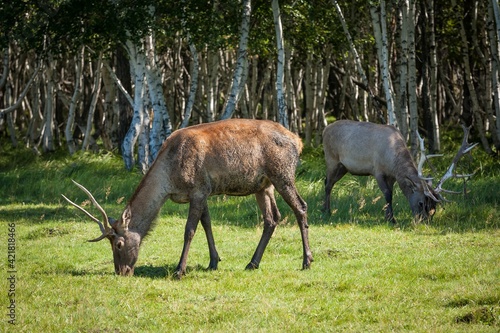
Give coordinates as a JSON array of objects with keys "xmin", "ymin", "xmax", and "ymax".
[
  {"xmin": 63, "ymin": 119, "xmax": 313, "ymax": 277},
  {"xmin": 322, "ymin": 120, "xmax": 476, "ymax": 223}
]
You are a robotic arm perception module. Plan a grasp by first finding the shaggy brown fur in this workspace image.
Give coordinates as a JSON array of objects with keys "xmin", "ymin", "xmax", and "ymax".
[{"xmin": 73, "ymin": 119, "xmax": 312, "ymax": 277}]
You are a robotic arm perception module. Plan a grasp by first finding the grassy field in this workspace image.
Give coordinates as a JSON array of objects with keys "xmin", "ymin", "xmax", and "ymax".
[{"xmin": 0, "ymin": 140, "xmax": 499, "ymax": 332}]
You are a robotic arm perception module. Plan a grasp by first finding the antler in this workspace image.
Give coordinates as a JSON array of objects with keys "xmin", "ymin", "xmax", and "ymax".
[
  {"xmin": 434, "ymin": 124, "xmax": 478, "ymax": 195},
  {"xmin": 416, "ymin": 130, "xmax": 443, "ymax": 179},
  {"xmin": 62, "ymin": 180, "xmax": 115, "ymax": 242}
]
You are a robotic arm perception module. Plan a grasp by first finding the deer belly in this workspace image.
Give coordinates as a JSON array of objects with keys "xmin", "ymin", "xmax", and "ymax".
[
  {"xmin": 340, "ymin": 156, "xmax": 375, "ymax": 176},
  {"xmin": 210, "ymin": 172, "xmax": 270, "ymax": 196}
]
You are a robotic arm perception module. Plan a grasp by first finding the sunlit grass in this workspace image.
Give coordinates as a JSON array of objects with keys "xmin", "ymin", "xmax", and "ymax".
[{"xmin": 0, "ymin": 141, "xmax": 499, "ymax": 332}]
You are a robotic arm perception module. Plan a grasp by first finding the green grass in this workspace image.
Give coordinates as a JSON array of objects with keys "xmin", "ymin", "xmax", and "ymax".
[{"xmin": 0, "ymin": 143, "xmax": 499, "ymax": 332}]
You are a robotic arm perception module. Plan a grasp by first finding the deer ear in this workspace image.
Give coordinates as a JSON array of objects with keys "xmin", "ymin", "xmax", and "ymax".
[{"xmin": 115, "ymin": 206, "xmax": 131, "ymax": 233}]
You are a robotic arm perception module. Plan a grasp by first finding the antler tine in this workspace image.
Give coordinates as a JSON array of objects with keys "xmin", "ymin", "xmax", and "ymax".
[
  {"xmin": 61, "ymin": 194, "xmax": 105, "ymax": 233},
  {"xmin": 435, "ymin": 124, "xmax": 477, "ymax": 194},
  {"xmin": 417, "ymin": 131, "xmax": 443, "ymax": 178},
  {"xmin": 70, "ymin": 180, "xmax": 111, "ymax": 231}
]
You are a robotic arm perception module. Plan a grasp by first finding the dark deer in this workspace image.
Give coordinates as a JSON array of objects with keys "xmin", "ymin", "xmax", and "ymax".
[
  {"xmin": 322, "ymin": 120, "xmax": 476, "ymax": 223},
  {"xmin": 63, "ymin": 119, "xmax": 313, "ymax": 277}
]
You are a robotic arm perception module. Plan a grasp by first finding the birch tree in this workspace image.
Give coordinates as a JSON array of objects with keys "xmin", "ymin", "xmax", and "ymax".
[
  {"xmin": 42, "ymin": 53, "xmax": 56, "ymax": 152},
  {"xmin": 180, "ymin": 38, "xmax": 199, "ymax": 128},
  {"xmin": 332, "ymin": 0, "xmax": 381, "ymax": 120},
  {"xmin": 220, "ymin": 0, "xmax": 251, "ymax": 120},
  {"xmin": 272, "ymin": 0, "xmax": 288, "ymax": 128},
  {"xmin": 82, "ymin": 53, "xmax": 103, "ymax": 151},
  {"xmin": 65, "ymin": 46, "xmax": 84, "ymax": 154},
  {"xmin": 426, "ymin": 0, "xmax": 440, "ymax": 152},
  {"xmin": 122, "ymin": 42, "xmax": 147, "ymax": 171},
  {"xmin": 489, "ymin": 0, "xmax": 500, "ymax": 150},
  {"xmin": 452, "ymin": 0, "xmax": 492, "ymax": 154},
  {"xmin": 144, "ymin": 34, "xmax": 172, "ymax": 161},
  {"xmin": 407, "ymin": 0, "xmax": 420, "ymax": 155},
  {"xmin": 370, "ymin": 0, "xmax": 396, "ymax": 126}
]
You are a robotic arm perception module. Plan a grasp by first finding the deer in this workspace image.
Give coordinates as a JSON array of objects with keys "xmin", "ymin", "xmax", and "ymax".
[
  {"xmin": 322, "ymin": 120, "xmax": 477, "ymax": 224},
  {"xmin": 63, "ymin": 119, "xmax": 313, "ymax": 277}
]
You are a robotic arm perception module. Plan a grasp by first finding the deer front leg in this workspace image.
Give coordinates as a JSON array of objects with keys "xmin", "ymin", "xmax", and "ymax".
[
  {"xmin": 175, "ymin": 199, "xmax": 204, "ymax": 278},
  {"xmin": 199, "ymin": 203, "xmax": 220, "ymax": 270},
  {"xmin": 323, "ymin": 162, "xmax": 348, "ymax": 213},
  {"xmin": 246, "ymin": 187, "xmax": 280, "ymax": 270},
  {"xmin": 375, "ymin": 175, "xmax": 396, "ymax": 224}
]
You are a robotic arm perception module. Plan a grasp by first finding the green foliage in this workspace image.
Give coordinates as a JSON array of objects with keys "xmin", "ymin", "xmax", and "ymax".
[{"xmin": 0, "ymin": 140, "xmax": 499, "ymax": 332}]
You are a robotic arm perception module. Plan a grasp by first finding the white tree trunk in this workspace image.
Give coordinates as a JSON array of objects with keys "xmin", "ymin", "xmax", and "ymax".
[
  {"xmin": 408, "ymin": 0, "xmax": 419, "ymax": 155},
  {"xmin": 82, "ymin": 53, "xmax": 103, "ymax": 151},
  {"xmin": 65, "ymin": 46, "xmax": 84, "ymax": 154},
  {"xmin": 370, "ymin": 1, "xmax": 396, "ymax": 126},
  {"xmin": 334, "ymin": 0, "xmax": 380, "ymax": 118},
  {"xmin": 144, "ymin": 35, "xmax": 172, "ymax": 161},
  {"xmin": 206, "ymin": 49, "xmax": 219, "ymax": 123},
  {"xmin": 221, "ymin": 0, "xmax": 251, "ymax": 119},
  {"xmin": 452, "ymin": 0, "xmax": 492, "ymax": 154},
  {"xmin": 427, "ymin": 0, "xmax": 440, "ymax": 152},
  {"xmin": 272, "ymin": 0, "xmax": 288, "ymax": 128},
  {"xmin": 122, "ymin": 42, "xmax": 146, "ymax": 171},
  {"xmin": 396, "ymin": 0, "xmax": 409, "ymax": 139},
  {"xmin": 138, "ymin": 81, "xmax": 151, "ymax": 174},
  {"xmin": 304, "ymin": 53, "xmax": 316, "ymax": 146},
  {"xmin": 101, "ymin": 59, "xmax": 121, "ymax": 150},
  {"xmin": 42, "ymin": 54, "xmax": 56, "ymax": 152},
  {"xmin": 489, "ymin": 0, "xmax": 500, "ymax": 148},
  {"xmin": 181, "ymin": 38, "xmax": 199, "ymax": 128}
]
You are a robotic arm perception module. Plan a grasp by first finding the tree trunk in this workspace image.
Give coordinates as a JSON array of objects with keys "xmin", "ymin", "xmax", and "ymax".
[
  {"xmin": 370, "ymin": 1, "xmax": 396, "ymax": 126},
  {"xmin": 220, "ymin": 0, "xmax": 251, "ymax": 119},
  {"xmin": 101, "ymin": 59, "xmax": 121, "ymax": 150},
  {"xmin": 488, "ymin": 1, "xmax": 500, "ymax": 150},
  {"xmin": 114, "ymin": 45, "xmax": 133, "ymax": 151},
  {"xmin": 0, "ymin": 48, "xmax": 9, "ymax": 91},
  {"xmin": 180, "ymin": 38, "xmax": 199, "ymax": 128},
  {"xmin": 144, "ymin": 35, "xmax": 172, "ymax": 161},
  {"xmin": 304, "ymin": 53, "xmax": 315, "ymax": 146},
  {"xmin": 138, "ymin": 83, "xmax": 150, "ymax": 174},
  {"xmin": 452, "ymin": 0, "xmax": 493, "ymax": 154},
  {"xmin": 396, "ymin": 0, "xmax": 409, "ymax": 139},
  {"xmin": 122, "ymin": 42, "xmax": 146, "ymax": 171},
  {"xmin": 408, "ymin": 0, "xmax": 419, "ymax": 156},
  {"xmin": 272, "ymin": 0, "xmax": 288, "ymax": 128},
  {"xmin": 82, "ymin": 53, "xmax": 103, "ymax": 151},
  {"xmin": 333, "ymin": 0, "xmax": 380, "ymax": 118},
  {"xmin": 427, "ymin": 0, "xmax": 440, "ymax": 152},
  {"xmin": 206, "ymin": 49, "xmax": 219, "ymax": 123},
  {"xmin": 65, "ymin": 46, "xmax": 84, "ymax": 154},
  {"xmin": 42, "ymin": 54, "xmax": 56, "ymax": 152}
]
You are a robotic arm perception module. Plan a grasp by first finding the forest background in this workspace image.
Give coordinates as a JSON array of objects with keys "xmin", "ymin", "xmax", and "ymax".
[{"xmin": 1, "ymin": 0, "xmax": 499, "ymax": 172}]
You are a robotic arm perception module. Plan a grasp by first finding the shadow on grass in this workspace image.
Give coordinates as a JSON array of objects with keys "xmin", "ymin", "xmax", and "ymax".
[{"xmin": 134, "ymin": 263, "xmax": 214, "ymax": 279}]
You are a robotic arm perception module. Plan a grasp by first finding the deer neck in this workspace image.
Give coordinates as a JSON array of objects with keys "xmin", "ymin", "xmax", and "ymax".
[
  {"xmin": 394, "ymin": 152, "xmax": 421, "ymax": 198},
  {"xmin": 126, "ymin": 167, "xmax": 170, "ymax": 238}
]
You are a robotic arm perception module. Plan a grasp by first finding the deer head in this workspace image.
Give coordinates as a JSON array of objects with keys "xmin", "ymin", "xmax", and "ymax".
[{"xmin": 62, "ymin": 180, "xmax": 139, "ymax": 276}]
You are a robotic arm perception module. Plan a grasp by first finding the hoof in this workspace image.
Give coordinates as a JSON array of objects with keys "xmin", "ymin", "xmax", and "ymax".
[
  {"xmin": 173, "ymin": 269, "xmax": 185, "ymax": 280},
  {"xmin": 245, "ymin": 262, "xmax": 259, "ymax": 270},
  {"xmin": 302, "ymin": 258, "xmax": 313, "ymax": 270}
]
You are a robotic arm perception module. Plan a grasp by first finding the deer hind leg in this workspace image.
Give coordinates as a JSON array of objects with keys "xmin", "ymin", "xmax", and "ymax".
[
  {"xmin": 375, "ymin": 175, "xmax": 396, "ymax": 224},
  {"xmin": 323, "ymin": 162, "xmax": 348, "ymax": 213},
  {"xmin": 274, "ymin": 181, "xmax": 313, "ymax": 270},
  {"xmin": 199, "ymin": 203, "xmax": 220, "ymax": 270},
  {"xmin": 175, "ymin": 197, "xmax": 207, "ymax": 278},
  {"xmin": 246, "ymin": 185, "xmax": 281, "ymax": 270}
]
